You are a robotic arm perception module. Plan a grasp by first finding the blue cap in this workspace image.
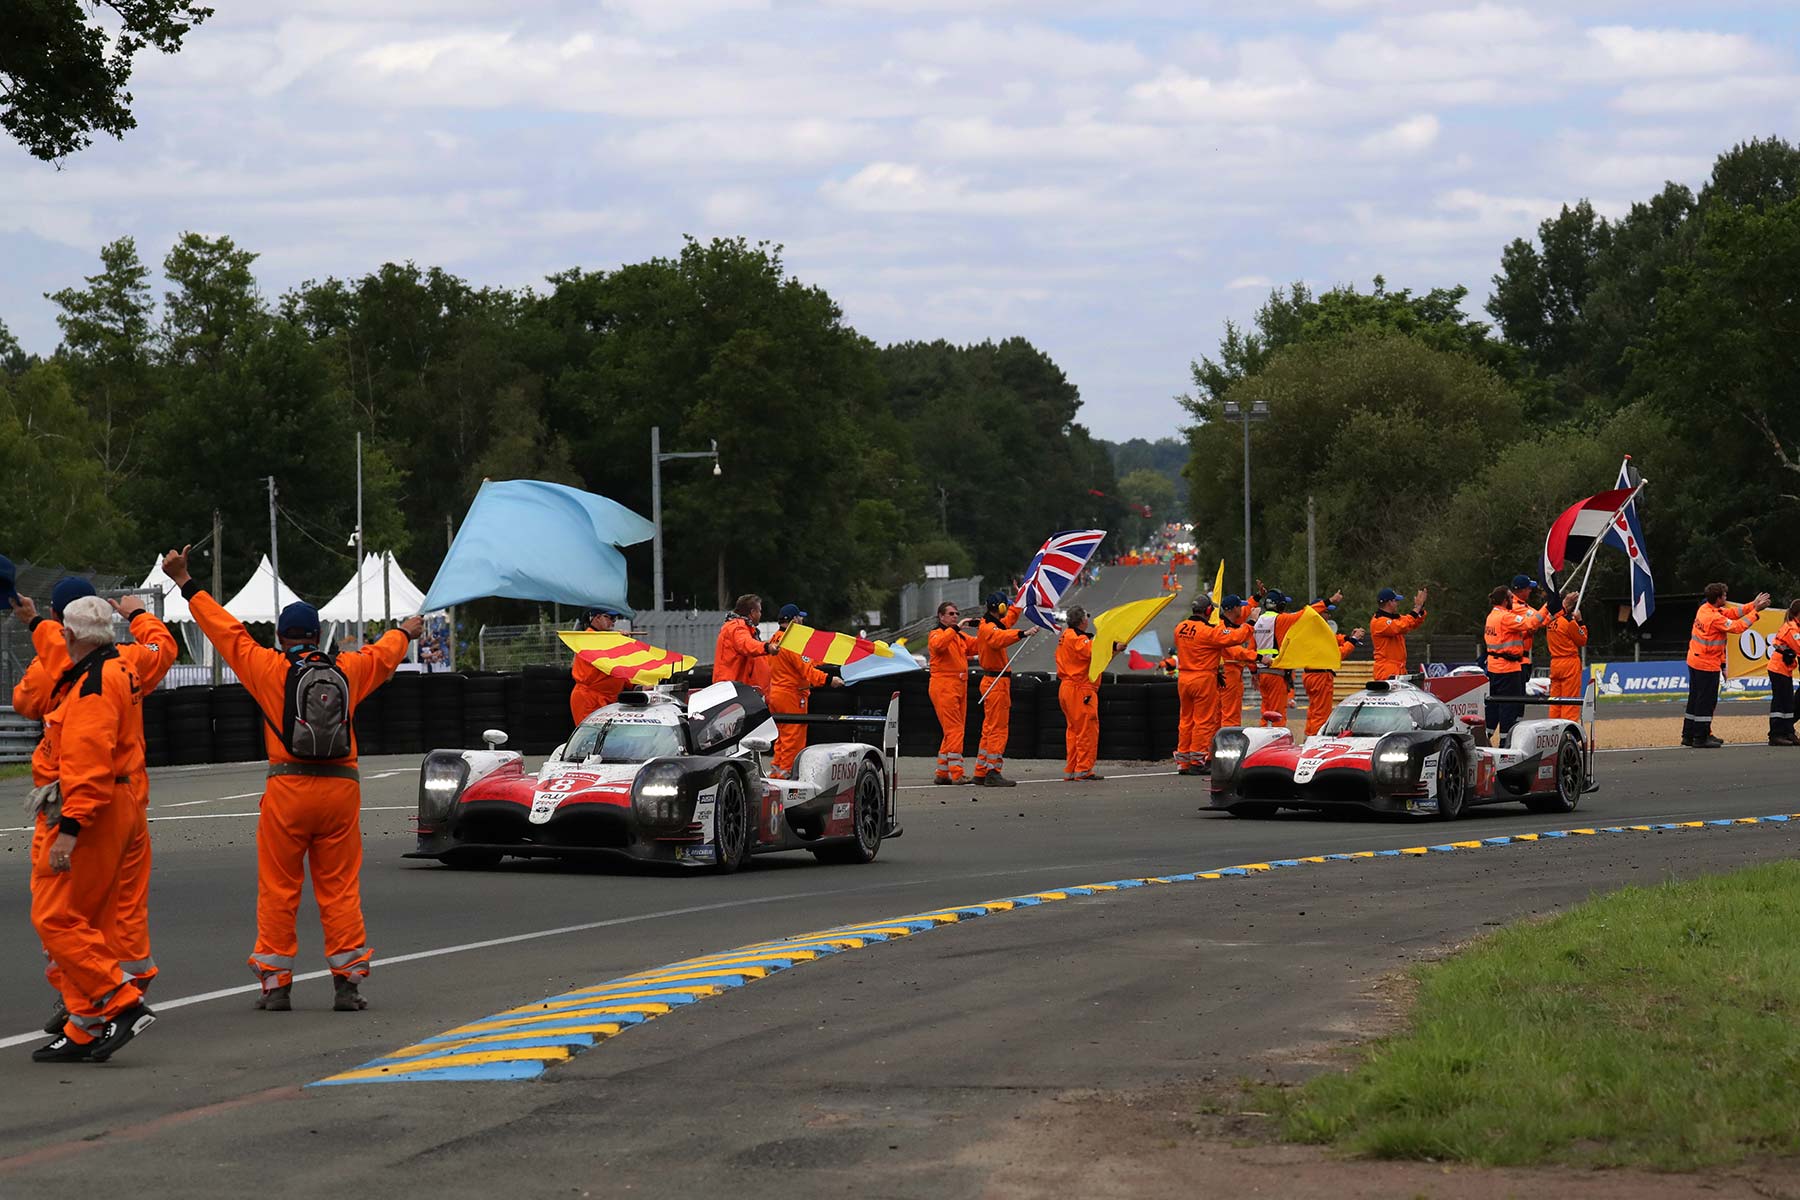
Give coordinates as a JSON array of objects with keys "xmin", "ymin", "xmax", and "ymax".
[
  {"xmin": 584, "ymin": 605, "xmax": 623, "ymax": 622},
  {"xmin": 0, "ymin": 554, "xmax": 17, "ymax": 605},
  {"xmin": 985, "ymin": 590, "xmax": 1009, "ymax": 607},
  {"xmin": 277, "ymin": 601, "xmax": 321, "ymax": 640},
  {"xmin": 1511, "ymin": 574, "xmax": 1537, "ymax": 590},
  {"xmin": 1377, "ymin": 587, "xmax": 1404, "ymax": 604},
  {"xmin": 1221, "ymin": 593, "xmax": 1243, "ymax": 609},
  {"xmin": 779, "ymin": 603, "xmax": 806, "ymax": 621},
  {"xmin": 51, "ymin": 577, "xmax": 96, "ymax": 618},
  {"xmin": 1264, "ymin": 588, "xmax": 1291, "ymax": 608}
]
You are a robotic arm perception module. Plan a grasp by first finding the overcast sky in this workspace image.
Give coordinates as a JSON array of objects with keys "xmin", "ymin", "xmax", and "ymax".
[{"xmin": 3, "ymin": 1, "xmax": 1795, "ymax": 440}]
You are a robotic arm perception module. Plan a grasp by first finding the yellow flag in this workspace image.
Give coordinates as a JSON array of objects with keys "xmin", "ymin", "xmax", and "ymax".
[
  {"xmin": 1269, "ymin": 606, "xmax": 1343, "ymax": 671},
  {"xmin": 558, "ymin": 631, "xmax": 696, "ymax": 685},
  {"xmin": 1206, "ymin": 561, "xmax": 1224, "ymax": 626},
  {"xmin": 1089, "ymin": 593, "xmax": 1177, "ymax": 681},
  {"xmin": 1726, "ymin": 609, "xmax": 1783, "ymax": 680}
]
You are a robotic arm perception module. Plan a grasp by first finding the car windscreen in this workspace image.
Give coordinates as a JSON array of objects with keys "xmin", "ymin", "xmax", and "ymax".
[
  {"xmin": 1320, "ymin": 702, "xmax": 1417, "ymax": 737},
  {"xmin": 564, "ymin": 720, "xmax": 684, "ymax": 764}
]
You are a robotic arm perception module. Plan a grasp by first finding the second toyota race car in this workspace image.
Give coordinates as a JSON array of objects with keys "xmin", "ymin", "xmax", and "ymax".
[
  {"xmin": 408, "ymin": 681, "xmax": 901, "ymax": 870},
  {"xmin": 1206, "ymin": 674, "xmax": 1594, "ymax": 819}
]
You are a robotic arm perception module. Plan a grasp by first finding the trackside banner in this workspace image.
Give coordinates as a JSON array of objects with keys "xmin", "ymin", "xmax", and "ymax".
[{"xmin": 1590, "ymin": 660, "xmax": 1771, "ymax": 698}]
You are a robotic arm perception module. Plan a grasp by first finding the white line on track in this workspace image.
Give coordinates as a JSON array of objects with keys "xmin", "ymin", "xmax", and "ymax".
[
  {"xmin": 158, "ymin": 791, "xmax": 265, "ymax": 809},
  {"xmin": 0, "ymin": 856, "xmax": 1145, "ymax": 1050},
  {"xmin": 0, "ymin": 805, "xmax": 414, "ymax": 836}
]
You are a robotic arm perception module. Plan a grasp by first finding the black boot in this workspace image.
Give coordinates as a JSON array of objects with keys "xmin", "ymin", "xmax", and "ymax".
[
  {"xmin": 31, "ymin": 1034, "xmax": 96, "ymax": 1064},
  {"xmin": 88, "ymin": 1003, "xmax": 156, "ymax": 1063}
]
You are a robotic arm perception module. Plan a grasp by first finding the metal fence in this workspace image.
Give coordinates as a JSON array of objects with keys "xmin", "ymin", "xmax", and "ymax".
[
  {"xmin": 897, "ymin": 576, "xmax": 985, "ymax": 629},
  {"xmin": 1, "ymin": 561, "xmax": 141, "ymax": 697},
  {"xmin": 0, "ymin": 707, "xmax": 38, "ymax": 766}
]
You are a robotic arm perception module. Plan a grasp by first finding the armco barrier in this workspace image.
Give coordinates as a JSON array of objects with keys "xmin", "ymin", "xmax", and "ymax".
[
  {"xmin": 1, "ymin": 707, "xmax": 40, "ymax": 766},
  {"xmin": 58, "ymin": 668, "xmax": 1386, "ymax": 769}
]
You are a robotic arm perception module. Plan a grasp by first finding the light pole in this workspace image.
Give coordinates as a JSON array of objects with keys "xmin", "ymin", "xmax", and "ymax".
[
  {"xmin": 1220, "ymin": 399, "xmax": 1269, "ymax": 595},
  {"xmin": 650, "ymin": 425, "xmax": 722, "ymax": 612}
]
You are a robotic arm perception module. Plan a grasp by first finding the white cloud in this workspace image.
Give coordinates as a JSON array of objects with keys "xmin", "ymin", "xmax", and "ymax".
[
  {"xmin": 1, "ymin": 1, "xmax": 1794, "ymax": 441},
  {"xmin": 1360, "ymin": 113, "xmax": 1441, "ymax": 156},
  {"xmin": 821, "ymin": 162, "xmax": 1078, "ymax": 215}
]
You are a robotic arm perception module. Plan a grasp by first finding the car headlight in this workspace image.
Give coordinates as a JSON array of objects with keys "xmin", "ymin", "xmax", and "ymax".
[
  {"xmin": 419, "ymin": 752, "xmax": 469, "ymax": 823},
  {"xmin": 631, "ymin": 760, "xmax": 694, "ymax": 831},
  {"xmin": 1372, "ymin": 735, "xmax": 1420, "ymax": 787},
  {"xmin": 1211, "ymin": 729, "xmax": 1250, "ymax": 782}
]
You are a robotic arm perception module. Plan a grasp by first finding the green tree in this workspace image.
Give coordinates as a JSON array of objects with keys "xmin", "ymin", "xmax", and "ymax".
[
  {"xmin": 1117, "ymin": 468, "xmax": 1176, "ymax": 548},
  {"xmin": 1184, "ymin": 334, "xmax": 1522, "ymax": 606},
  {"xmin": 47, "ymin": 235, "xmax": 158, "ymax": 485},
  {"xmin": 0, "ymin": 362, "xmax": 133, "ymax": 565},
  {"xmin": 1, "ymin": 1, "xmax": 213, "ymax": 160}
]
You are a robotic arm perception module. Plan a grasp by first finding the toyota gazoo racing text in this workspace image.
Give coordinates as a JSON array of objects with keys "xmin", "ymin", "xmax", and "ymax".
[
  {"xmin": 1205, "ymin": 674, "xmax": 1596, "ymax": 819},
  {"xmin": 408, "ymin": 682, "xmax": 901, "ymax": 871}
]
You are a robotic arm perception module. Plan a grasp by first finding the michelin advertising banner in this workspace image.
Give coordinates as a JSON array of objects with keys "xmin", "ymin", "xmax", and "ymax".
[{"xmin": 1590, "ymin": 657, "xmax": 1772, "ymax": 699}]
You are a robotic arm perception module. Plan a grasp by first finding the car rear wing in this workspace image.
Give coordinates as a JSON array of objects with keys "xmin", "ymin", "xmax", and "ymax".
[{"xmin": 770, "ymin": 694, "xmax": 901, "ymax": 823}]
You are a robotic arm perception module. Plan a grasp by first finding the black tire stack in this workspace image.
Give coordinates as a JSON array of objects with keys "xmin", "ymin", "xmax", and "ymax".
[
  {"xmin": 1097, "ymin": 677, "xmax": 1151, "ymax": 762},
  {"xmin": 141, "ymin": 687, "xmax": 172, "ymax": 768},
  {"xmin": 1034, "ymin": 673, "xmax": 1067, "ymax": 762},
  {"xmin": 1146, "ymin": 678, "xmax": 1180, "ymax": 762},
  {"xmin": 1004, "ymin": 674, "xmax": 1039, "ymax": 764},
  {"xmin": 383, "ymin": 672, "xmax": 426, "ymax": 756},
  {"xmin": 518, "ymin": 665, "xmax": 572, "ymax": 754},
  {"xmin": 165, "ymin": 685, "xmax": 214, "ymax": 765},
  {"xmin": 354, "ymin": 681, "xmax": 387, "ymax": 757},
  {"xmin": 209, "ymin": 683, "xmax": 264, "ymax": 763},
  {"xmin": 894, "ymin": 674, "xmax": 938, "ymax": 761},
  {"xmin": 423, "ymin": 672, "xmax": 465, "ymax": 750},
  {"xmin": 462, "ymin": 672, "xmax": 509, "ymax": 749}
]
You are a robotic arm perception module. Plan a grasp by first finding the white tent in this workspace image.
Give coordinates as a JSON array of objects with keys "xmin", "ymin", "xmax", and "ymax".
[
  {"xmin": 317, "ymin": 553, "xmax": 437, "ymax": 623},
  {"xmin": 135, "ymin": 558, "xmax": 192, "ymax": 623},
  {"xmin": 220, "ymin": 554, "xmax": 306, "ymax": 624}
]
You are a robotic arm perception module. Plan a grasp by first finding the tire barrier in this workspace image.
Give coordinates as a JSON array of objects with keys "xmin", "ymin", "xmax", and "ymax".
[{"xmin": 123, "ymin": 669, "xmax": 1225, "ymax": 767}]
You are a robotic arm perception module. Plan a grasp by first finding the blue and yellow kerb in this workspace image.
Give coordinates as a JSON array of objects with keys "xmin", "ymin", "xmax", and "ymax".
[{"xmin": 314, "ymin": 812, "xmax": 1796, "ymax": 1086}]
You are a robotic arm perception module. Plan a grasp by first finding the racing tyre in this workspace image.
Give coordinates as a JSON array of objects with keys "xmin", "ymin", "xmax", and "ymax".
[
  {"xmin": 1432, "ymin": 740, "xmax": 1468, "ymax": 821},
  {"xmin": 1525, "ymin": 731, "xmax": 1584, "ymax": 814},
  {"xmin": 710, "ymin": 769, "xmax": 753, "ymax": 874},
  {"xmin": 814, "ymin": 759, "xmax": 885, "ymax": 865}
]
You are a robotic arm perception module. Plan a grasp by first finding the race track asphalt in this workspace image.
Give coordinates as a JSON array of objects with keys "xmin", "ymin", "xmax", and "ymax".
[{"xmin": 1, "ymin": 738, "xmax": 1796, "ymax": 1196}]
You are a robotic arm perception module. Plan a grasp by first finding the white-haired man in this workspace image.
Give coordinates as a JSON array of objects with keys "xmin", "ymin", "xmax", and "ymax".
[{"xmin": 28, "ymin": 596, "xmax": 159, "ymax": 1063}]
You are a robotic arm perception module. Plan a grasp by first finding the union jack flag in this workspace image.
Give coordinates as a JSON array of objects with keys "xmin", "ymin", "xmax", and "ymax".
[{"xmin": 1014, "ymin": 528, "xmax": 1107, "ymax": 630}]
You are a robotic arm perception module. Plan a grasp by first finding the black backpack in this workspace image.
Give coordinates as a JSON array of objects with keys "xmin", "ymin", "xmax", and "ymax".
[{"xmin": 277, "ymin": 648, "xmax": 353, "ymax": 760}]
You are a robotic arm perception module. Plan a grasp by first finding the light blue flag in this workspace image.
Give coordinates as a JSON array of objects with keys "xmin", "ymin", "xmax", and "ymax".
[
  {"xmin": 1126, "ymin": 630, "xmax": 1163, "ymax": 657},
  {"xmin": 422, "ymin": 480, "xmax": 656, "ymax": 614},
  {"xmin": 842, "ymin": 647, "xmax": 924, "ymax": 684}
]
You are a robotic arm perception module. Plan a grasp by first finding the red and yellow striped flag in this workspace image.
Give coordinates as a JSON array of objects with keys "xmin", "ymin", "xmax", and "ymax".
[
  {"xmin": 775, "ymin": 621, "xmax": 894, "ymax": 666},
  {"xmin": 558, "ymin": 631, "xmax": 697, "ymax": 685}
]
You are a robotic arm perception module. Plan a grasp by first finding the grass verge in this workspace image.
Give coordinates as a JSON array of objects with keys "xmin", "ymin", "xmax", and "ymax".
[
  {"xmin": 0, "ymin": 762, "xmax": 32, "ymax": 781},
  {"xmin": 1271, "ymin": 860, "xmax": 1800, "ymax": 1169}
]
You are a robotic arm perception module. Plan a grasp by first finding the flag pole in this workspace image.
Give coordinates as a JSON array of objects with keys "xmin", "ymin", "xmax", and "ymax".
[{"xmin": 1569, "ymin": 480, "xmax": 1646, "ymax": 611}]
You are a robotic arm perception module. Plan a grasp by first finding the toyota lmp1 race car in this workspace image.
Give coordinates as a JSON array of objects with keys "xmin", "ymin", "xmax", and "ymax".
[
  {"xmin": 1206, "ymin": 674, "xmax": 1595, "ymax": 820},
  {"xmin": 408, "ymin": 682, "xmax": 901, "ymax": 871}
]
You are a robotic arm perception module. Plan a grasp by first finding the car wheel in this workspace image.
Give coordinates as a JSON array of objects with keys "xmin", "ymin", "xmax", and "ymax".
[
  {"xmin": 443, "ymin": 849, "xmax": 502, "ymax": 870},
  {"xmin": 711, "ymin": 769, "xmax": 752, "ymax": 874},
  {"xmin": 813, "ymin": 759, "xmax": 885, "ymax": 865},
  {"xmin": 1433, "ymin": 740, "xmax": 1467, "ymax": 821},
  {"xmin": 1525, "ymin": 731, "xmax": 1583, "ymax": 814},
  {"xmin": 1227, "ymin": 803, "xmax": 1279, "ymax": 819}
]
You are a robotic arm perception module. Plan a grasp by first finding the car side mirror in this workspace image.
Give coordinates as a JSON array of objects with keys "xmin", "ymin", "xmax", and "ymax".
[
  {"xmin": 742, "ymin": 732, "xmax": 774, "ymax": 754},
  {"xmin": 482, "ymin": 728, "xmax": 509, "ymax": 749},
  {"xmin": 549, "ymin": 741, "xmax": 567, "ymax": 761}
]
